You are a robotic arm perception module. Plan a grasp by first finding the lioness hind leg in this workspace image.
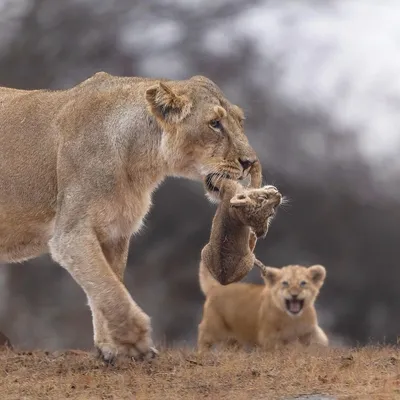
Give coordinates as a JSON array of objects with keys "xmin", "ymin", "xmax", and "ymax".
[{"xmin": 49, "ymin": 226, "xmax": 157, "ymax": 364}]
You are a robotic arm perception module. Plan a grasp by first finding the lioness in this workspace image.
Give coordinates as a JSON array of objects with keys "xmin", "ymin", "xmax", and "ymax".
[
  {"xmin": 0, "ymin": 72, "xmax": 261, "ymax": 363},
  {"xmin": 198, "ymin": 258, "xmax": 328, "ymax": 350},
  {"xmin": 201, "ymin": 174, "xmax": 282, "ymax": 285}
]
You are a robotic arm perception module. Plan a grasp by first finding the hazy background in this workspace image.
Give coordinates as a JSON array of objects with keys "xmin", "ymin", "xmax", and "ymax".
[{"xmin": 1, "ymin": 0, "xmax": 400, "ymax": 350}]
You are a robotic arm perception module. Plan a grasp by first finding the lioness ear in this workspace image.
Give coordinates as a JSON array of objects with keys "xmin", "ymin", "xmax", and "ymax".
[
  {"xmin": 262, "ymin": 267, "xmax": 281, "ymax": 286},
  {"xmin": 230, "ymin": 193, "xmax": 250, "ymax": 207},
  {"xmin": 145, "ymin": 82, "xmax": 192, "ymax": 124},
  {"xmin": 308, "ymin": 264, "xmax": 326, "ymax": 285}
]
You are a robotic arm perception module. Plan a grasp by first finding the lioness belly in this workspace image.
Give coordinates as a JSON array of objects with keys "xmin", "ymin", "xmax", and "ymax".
[
  {"xmin": 0, "ymin": 213, "xmax": 55, "ymax": 263},
  {"xmin": 0, "ymin": 89, "xmax": 60, "ymax": 263}
]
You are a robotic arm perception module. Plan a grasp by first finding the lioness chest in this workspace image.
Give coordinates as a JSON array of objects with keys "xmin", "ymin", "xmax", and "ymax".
[{"xmin": 93, "ymin": 186, "xmax": 155, "ymax": 242}]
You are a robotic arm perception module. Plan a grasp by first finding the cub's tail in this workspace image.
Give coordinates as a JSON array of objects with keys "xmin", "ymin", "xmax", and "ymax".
[{"xmin": 199, "ymin": 247, "xmax": 220, "ymax": 296}]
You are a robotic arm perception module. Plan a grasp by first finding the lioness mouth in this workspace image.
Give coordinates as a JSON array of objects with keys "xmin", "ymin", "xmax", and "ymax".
[
  {"xmin": 285, "ymin": 298, "xmax": 304, "ymax": 315},
  {"xmin": 205, "ymin": 173, "xmax": 231, "ymax": 193},
  {"xmin": 205, "ymin": 174, "xmax": 220, "ymax": 192}
]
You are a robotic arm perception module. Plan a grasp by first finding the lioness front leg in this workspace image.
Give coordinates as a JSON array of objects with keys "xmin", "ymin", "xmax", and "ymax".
[
  {"xmin": 49, "ymin": 225, "xmax": 156, "ymax": 363},
  {"xmin": 91, "ymin": 236, "xmax": 131, "ymax": 358}
]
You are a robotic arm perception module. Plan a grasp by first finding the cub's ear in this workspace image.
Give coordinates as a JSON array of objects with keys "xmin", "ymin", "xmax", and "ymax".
[
  {"xmin": 308, "ymin": 264, "xmax": 326, "ymax": 286},
  {"xmin": 230, "ymin": 193, "xmax": 250, "ymax": 207},
  {"xmin": 261, "ymin": 267, "xmax": 281, "ymax": 286},
  {"xmin": 146, "ymin": 82, "xmax": 192, "ymax": 124}
]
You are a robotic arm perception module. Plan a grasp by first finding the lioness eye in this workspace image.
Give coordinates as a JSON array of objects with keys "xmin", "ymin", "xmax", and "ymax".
[
  {"xmin": 300, "ymin": 281, "xmax": 307, "ymax": 287},
  {"xmin": 282, "ymin": 281, "xmax": 289, "ymax": 287},
  {"xmin": 209, "ymin": 120, "xmax": 222, "ymax": 130}
]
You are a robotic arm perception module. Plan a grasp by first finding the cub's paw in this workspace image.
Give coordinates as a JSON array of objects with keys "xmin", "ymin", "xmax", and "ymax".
[{"xmin": 230, "ymin": 185, "xmax": 282, "ymax": 239}]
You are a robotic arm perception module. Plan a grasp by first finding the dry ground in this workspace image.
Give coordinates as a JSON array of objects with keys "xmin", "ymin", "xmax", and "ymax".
[{"xmin": 0, "ymin": 345, "xmax": 399, "ymax": 400}]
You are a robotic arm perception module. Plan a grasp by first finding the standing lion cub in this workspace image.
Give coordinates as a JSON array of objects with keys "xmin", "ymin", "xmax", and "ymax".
[
  {"xmin": 199, "ymin": 263, "xmax": 329, "ymax": 351},
  {"xmin": 197, "ymin": 181, "xmax": 328, "ymax": 351}
]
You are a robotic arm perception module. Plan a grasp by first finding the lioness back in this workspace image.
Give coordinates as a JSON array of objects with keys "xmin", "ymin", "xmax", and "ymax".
[
  {"xmin": 0, "ymin": 73, "xmax": 168, "ymax": 262},
  {"xmin": 0, "ymin": 88, "xmax": 61, "ymax": 261}
]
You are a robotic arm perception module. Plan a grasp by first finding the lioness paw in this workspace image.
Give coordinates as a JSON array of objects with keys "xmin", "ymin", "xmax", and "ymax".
[{"xmin": 95, "ymin": 341, "xmax": 158, "ymax": 365}]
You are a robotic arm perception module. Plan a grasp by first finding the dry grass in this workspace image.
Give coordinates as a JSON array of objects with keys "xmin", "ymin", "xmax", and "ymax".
[{"xmin": 0, "ymin": 345, "xmax": 399, "ymax": 400}]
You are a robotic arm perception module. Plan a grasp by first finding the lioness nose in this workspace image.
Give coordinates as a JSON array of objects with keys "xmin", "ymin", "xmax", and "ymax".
[{"xmin": 239, "ymin": 157, "xmax": 256, "ymax": 171}]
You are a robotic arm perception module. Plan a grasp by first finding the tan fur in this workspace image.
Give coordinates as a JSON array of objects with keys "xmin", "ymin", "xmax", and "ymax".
[
  {"xmin": 198, "ymin": 263, "xmax": 328, "ymax": 351},
  {"xmin": 200, "ymin": 175, "xmax": 282, "ymax": 288},
  {"xmin": 0, "ymin": 72, "xmax": 261, "ymax": 362}
]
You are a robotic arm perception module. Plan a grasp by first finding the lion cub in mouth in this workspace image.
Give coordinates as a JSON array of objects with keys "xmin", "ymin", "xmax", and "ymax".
[
  {"xmin": 201, "ymin": 174, "xmax": 282, "ymax": 285},
  {"xmin": 198, "ymin": 179, "xmax": 328, "ymax": 351}
]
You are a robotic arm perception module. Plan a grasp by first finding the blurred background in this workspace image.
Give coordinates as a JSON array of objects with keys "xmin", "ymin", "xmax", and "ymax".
[{"xmin": 1, "ymin": 0, "xmax": 400, "ymax": 350}]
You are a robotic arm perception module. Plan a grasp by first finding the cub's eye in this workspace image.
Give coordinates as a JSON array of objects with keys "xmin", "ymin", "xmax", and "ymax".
[
  {"xmin": 300, "ymin": 280, "xmax": 307, "ymax": 287},
  {"xmin": 209, "ymin": 120, "xmax": 222, "ymax": 130},
  {"xmin": 282, "ymin": 281, "xmax": 289, "ymax": 288}
]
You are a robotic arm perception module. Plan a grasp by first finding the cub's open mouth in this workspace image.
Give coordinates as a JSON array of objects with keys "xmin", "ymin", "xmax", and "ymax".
[{"xmin": 285, "ymin": 298, "xmax": 304, "ymax": 315}]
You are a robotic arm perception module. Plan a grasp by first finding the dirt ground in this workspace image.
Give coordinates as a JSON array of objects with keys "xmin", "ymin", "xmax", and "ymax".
[{"xmin": 0, "ymin": 345, "xmax": 399, "ymax": 400}]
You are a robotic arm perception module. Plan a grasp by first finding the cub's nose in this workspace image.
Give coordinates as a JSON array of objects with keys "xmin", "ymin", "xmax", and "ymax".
[
  {"xmin": 239, "ymin": 157, "xmax": 256, "ymax": 172},
  {"xmin": 271, "ymin": 192, "xmax": 282, "ymax": 207}
]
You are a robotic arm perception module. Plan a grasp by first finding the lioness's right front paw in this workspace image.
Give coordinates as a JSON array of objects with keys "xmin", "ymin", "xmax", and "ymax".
[
  {"xmin": 95, "ymin": 315, "xmax": 158, "ymax": 364},
  {"xmin": 96, "ymin": 343, "xmax": 118, "ymax": 365},
  {"xmin": 95, "ymin": 340, "xmax": 158, "ymax": 365}
]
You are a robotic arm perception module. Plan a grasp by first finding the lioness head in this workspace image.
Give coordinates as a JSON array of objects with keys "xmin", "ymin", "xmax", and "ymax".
[
  {"xmin": 261, "ymin": 265, "xmax": 326, "ymax": 317},
  {"xmin": 230, "ymin": 185, "xmax": 282, "ymax": 238},
  {"xmin": 145, "ymin": 75, "xmax": 261, "ymax": 197}
]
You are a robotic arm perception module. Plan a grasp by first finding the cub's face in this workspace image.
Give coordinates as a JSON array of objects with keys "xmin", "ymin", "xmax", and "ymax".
[
  {"xmin": 230, "ymin": 185, "xmax": 282, "ymax": 238},
  {"xmin": 262, "ymin": 265, "xmax": 326, "ymax": 317},
  {"xmin": 145, "ymin": 75, "xmax": 261, "ymax": 197}
]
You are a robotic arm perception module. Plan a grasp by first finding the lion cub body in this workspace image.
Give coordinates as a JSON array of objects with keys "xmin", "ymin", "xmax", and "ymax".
[
  {"xmin": 201, "ymin": 175, "xmax": 282, "ymax": 286},
  {"xmin": 198, "ymin": 264, "xmax": 328, "ymax": 350}
]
